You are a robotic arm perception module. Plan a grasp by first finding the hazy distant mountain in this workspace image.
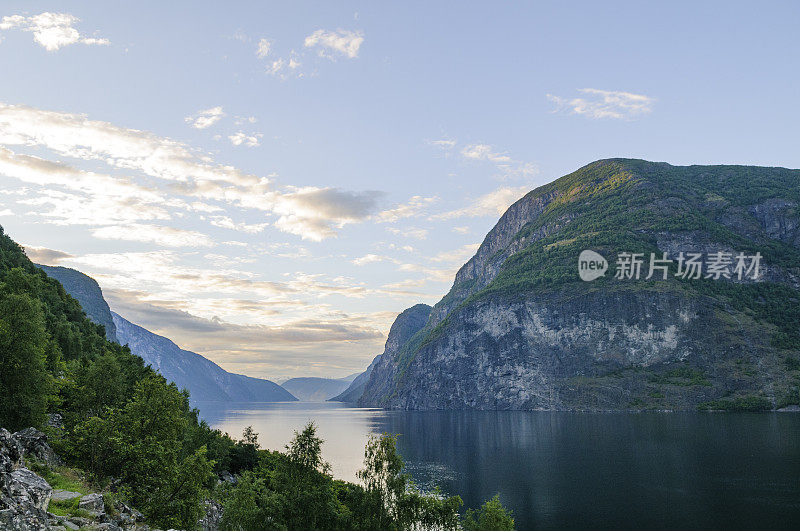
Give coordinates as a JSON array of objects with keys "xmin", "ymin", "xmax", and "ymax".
[
  {"xmin": 35, "ymin": 264, "xmax": 118, "ymax": 343},
  {"xmin": 281, "ymin": 377, "xmax": 353, "ymax": 401},
  {"xmin": 330, "ymin": 304, "xmax": 432, "ymax": 403},
  {"xmin": 36, "ymin": 263, "xmax": 296, "ymax": 404},
  {"xmin": 113, "ymin": 313, "xmax": 297, "ymax": 403}
]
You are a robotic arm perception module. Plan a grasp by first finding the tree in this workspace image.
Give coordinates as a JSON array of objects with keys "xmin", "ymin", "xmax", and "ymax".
[
  {"xmin": 0, "ymin": 291, "xmax": 52, "ymax": 431},
  {"xmin": 359, "ymin": 433, "xmax": 461, "ymax": 530},
  {"xmin": 286, "ymin": 421, "xmax": 330, "ymax": 474},
  {"xmin": 462, "ymin": 495, "xmax": 515, "ymax": 531}
]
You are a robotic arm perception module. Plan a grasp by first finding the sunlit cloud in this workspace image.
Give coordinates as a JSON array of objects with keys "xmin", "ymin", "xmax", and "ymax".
[
  {"xmin": 185, "ymin": 106, "xmax": 225, "ymax": 129},
  {"xmin": 432, "ymin": 185, "xmax": 529, "ymax": 220},
  {"xmin": 92, "ymin": 224, "xmax": 215, "ymax": 247},
  {"xmin": 547, "ymin": 88, "xmax": 655, "ymax": 119},
  {"xmin": 0, "ymin": 12, "xmax": 109, "ymax": 51},
  {"xmin": 304, "ymin": 29, "xmax": 364, "ymax": 59}
]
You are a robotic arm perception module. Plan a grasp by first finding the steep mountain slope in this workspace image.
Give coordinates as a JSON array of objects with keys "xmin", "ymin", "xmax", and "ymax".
[
  {"xmin": 359, "ymin": 159, "xmax": 800, "ymax": 410},
  {"xmin": 332, "ymin": 304, "xmax": 432, "ymax": 403},
  {"xmin": 34, "ymin": 264, "xmax": 118, "ymax": 343},
  {"xmin": 280, "ymin": 377, "xmax": 353, "ymax": 401},
  {"xmin": 113, "ymin": 313, "xmax": 296, "ymax": 403}
]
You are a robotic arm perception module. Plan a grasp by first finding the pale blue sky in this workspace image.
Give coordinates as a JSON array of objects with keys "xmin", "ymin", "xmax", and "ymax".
[{"xmin": 1, "ymin": 1, "xmax": 798, "ymax": 379}]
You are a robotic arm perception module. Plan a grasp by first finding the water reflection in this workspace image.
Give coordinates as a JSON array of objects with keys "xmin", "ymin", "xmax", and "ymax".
[{"xmin": 198, "ymin": 402, "xmax": 800, "ymax": 530}]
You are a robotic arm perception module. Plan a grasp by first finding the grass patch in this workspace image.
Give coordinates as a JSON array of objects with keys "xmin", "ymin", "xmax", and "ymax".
[
  {"xmin": 26, "ymin": 458, "xmax": 90, "ymax": 495},
  {"xmin": 647, "ymin": 366, "xmax": 711, "ymax": 387},
  {"xmin": 48, "ymin": 497, "xmax": 92, "ymax": 518}
]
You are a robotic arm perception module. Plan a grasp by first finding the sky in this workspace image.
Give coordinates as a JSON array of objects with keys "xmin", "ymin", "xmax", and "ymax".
[{"xmin": 0, "ymin": 1, "xmax": 798, "ymax": 381}]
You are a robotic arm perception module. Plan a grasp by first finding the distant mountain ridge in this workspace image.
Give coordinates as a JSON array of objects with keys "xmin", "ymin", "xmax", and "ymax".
[
  {"xmin": 36, "ymin": 264, "xmax": 295, "ymax": 404},
  {"xmin": 113, "ymin": 313, "xmax": 296, "ymax": 403},
  {"xmin": 35, "ymin": 264, "xmax": 118, "ymax": 343},
  {"xmin": 280, "ymin": 377, "xmax": 353, "ymax": 402}
]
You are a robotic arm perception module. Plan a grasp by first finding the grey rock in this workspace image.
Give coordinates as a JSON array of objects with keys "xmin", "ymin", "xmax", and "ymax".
[
  {"xmin": 9, "ymin": 469, "xmax": 52, "ymax": 512},
  {"xmin": 12, "ymin": 427, "xmax": 61, "ymax": 467},
  {"xmin": 51, "ymin": 489, "xmax": 83, "ymax": 502},
  {"xmin": 79, "ymin": 492, "xmax": 105, "ymax": 512}
]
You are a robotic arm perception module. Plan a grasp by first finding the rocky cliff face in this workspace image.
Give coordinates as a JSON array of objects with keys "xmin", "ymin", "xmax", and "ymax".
[
  {"xmin": 360, "ymin": 159, "xmax": 800, "ymax": 410},
  {"xmin": 35, "ymin": 264, "xmax": 118, "ymax": 343},
  {"xmin": 113, "ymin": 313, "xmax": 296, "ymax": 404}
]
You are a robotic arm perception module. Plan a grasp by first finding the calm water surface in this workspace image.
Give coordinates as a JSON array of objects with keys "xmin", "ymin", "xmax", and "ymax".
[{"xmin": 198, "ymin": 402, "xmax": 800, "ymax": 530}]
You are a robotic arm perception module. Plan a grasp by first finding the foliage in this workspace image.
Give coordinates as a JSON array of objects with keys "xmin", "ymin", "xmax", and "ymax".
[
  {"xmin": 462, "ymin": 495, "xmax": 515, "ymax": 531},
  {"xmin": 222, "ymin": 425, "xmax": 474, "ymax": 530}
]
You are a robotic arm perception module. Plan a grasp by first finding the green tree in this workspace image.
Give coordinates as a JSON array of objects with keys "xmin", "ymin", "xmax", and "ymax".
[
  {"xmin": 0, "ymin": 291, "xmax": 53, "ymax": 430},
  {"xmin": 462, "ymin": 495, "xmax": 515, "ymax": 531},
  {"xmin": 359, "ymin": 433, "xmax": 461, "ymax": 530}
]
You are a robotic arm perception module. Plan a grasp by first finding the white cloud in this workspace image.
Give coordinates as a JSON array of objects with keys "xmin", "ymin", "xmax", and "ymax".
[
  {"xmin": 185, "ymin": 106, "xmax": 225, "ymax": 129},
  {"xmin": 92, "ymin": 224, "xmax": 215, "ymax": 247},
  {"xmin": 304, "ymin": 29, "xmax": 363, "ymax": 59},
  {"xmin": 452, "ymin": 226, "xmax": 470, "ymax": 234},
  {"xmin": 22, "ymin": 245, "xmax": 73, "ymax": 264},
  {"xmin": 256, "ymin": 38, "xmax": 271, "ymax": 58},
  {"xmin": 0, "ymin": 102, "xmax": 382, "ymax": 239},
  {"xmin": 432, "ymin": 185, "xmax": 529, "ymax": 220},
  {"xmin": 377, "ymin": 195, "xmax": 438, "ymax": 223},
  {"xmin": 386, "ymin": 227, "xmax": 428, "ymax": 240},
  {"xmin": 228, "ymin": 131, "xmax": 263, "ymax": 147},
  {"xmin": 352, "ymin": 254, "xmax": 394, "ymax": 266},
  {"xmin": 461, "ymin": 144, "xmax": 511, "ymax": 163},
  {"xmin": 0, "ymin": 12, "xmax": 109, "ymax": 51},
  {"xmin": 547, "ymin": 88, "xmax": 655, "ymax": 119},
  {"xmin": 428, "ymin": 139, "xmax": 456, "ymax": 149},
  {"xmin": 209, "ymin": 215, "xmax": 268, "ymax": 234}
]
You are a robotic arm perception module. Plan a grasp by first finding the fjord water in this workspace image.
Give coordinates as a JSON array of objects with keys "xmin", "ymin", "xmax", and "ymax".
[{"xmin": 199, "ymin": 402, "xmax": 800, "ymax": 530}]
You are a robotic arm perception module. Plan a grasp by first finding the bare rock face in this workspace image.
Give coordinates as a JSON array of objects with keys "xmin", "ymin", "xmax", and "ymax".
[
  {"xmin": 0, "ymin": 428, "xmax": 52, "ymax": 530},
  {"xmin": 359, "ymin": 159, "xmax": 800, "ymax": 411},
  {"xmin": 13, "ymin": 428, "xmax": 61, "ymax": 467}
]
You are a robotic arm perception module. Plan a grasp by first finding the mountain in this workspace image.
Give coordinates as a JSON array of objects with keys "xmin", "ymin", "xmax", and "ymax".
[
  {"xmin": 34, "ymin": 264, "xmax": 118, "ymax": 343},
  {"xmin": 280, "ymin": 377, "xmax": 355, "ymax": 402},
  {"xmin": 330, "ymin": 304, "xmax": 432, "ymax": 403},
  {"xmin": 359, "ymin": 159, "xmax": 800, "ymax": 411},
  {"xmin": 112, "ymin": 313, "xmax": 296, "ymax": 403}
]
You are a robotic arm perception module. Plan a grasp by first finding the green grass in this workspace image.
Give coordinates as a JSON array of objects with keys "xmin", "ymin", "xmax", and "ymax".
[
  {"xmin": 26, "ymin": 458, "xmax": 90, "ymax": 494},
  {"xmin": 47, "ymin": 497, "xmax": 92, "ymax": 518}
]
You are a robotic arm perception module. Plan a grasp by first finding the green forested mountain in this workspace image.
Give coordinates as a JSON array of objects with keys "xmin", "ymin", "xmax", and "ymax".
[{"xmin": 360, "ymin": 159, "xmax": 800, "ymax": 410}]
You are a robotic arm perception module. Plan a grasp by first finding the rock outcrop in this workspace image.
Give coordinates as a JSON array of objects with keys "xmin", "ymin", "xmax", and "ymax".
[
  {"xmin": 359, "ymin": 159, "xmax": 800, "ymax": 410},
  {"xmin": 1, "ymin": 428, "xmax": 52, "ymax": 530}
]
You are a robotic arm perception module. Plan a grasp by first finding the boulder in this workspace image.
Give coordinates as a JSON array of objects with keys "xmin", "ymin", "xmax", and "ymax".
[
  {"xmin": 51, "ymin": 489, "xmax": 83, "ymax": 502},
  {"xmin": 79, "ymin": 492, "xmax": 105, "ymax": 512},
  {"xmin": 9, "ymin": 468, "xmax": 53, "ymax": 512},
  {"xmin": 13, "ymin": 427, "xmax": 61, "ymax": 467}
]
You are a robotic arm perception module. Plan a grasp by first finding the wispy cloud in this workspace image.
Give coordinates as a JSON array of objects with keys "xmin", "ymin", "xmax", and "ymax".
[
  {"xmin": 228, "ymin": 131, "xmax": 263, "ymax": 147},
  {"xmin": 185, "ymin": 106, "xmax": 225, "ymax": 129},
  {"xmin": 304, "ymin": 29, "xmax": 364, "ymax": 59},
  {"xmin": 92, "ymin": 224, "xmax": 215, "ymax": 247},
  {"xmin": 376, "ymin": 195, "xmax": 438, "ymax": 223},
  {"xmin": 0, "ymin": 12, "xmax": 109, "ymax": 51},
  {"xmin": 432, "ymin": 185, "xmax": 529, "ymax": 220},
  {"xmin": 0, "ymin": 102, "xmax": 383, "ymax": 240},
  {"xmin": 547, "ymin": 88, "xmax": 655, "ymax": 119},
  {"xmin": 23, "ymin": 245, "xmax": 73, "ymax": 264},
  {"xmin": 256, "ymin": 38, "xmax": 271, "ymax": 58}
]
